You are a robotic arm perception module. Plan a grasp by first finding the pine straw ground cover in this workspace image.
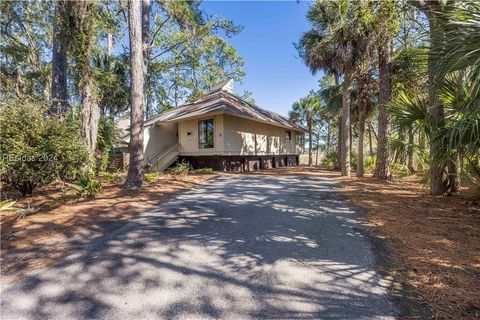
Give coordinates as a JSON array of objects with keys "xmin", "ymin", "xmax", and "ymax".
[
  {"xmin": 0, "ymin": 173, "xmax": 215, "ymax": 284},
  {"xmin": 338, "ymin": 174, "xmax": 480, "ymax": 320},
  {"xmin": 258, "ymin": 166, "xmax": 479, "ymax": 320}
]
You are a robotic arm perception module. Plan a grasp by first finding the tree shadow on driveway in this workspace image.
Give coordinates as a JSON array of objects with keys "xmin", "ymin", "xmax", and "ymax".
[{"xmin": 1, "ymin": 174, "xmax": 399, "ymax": 320}]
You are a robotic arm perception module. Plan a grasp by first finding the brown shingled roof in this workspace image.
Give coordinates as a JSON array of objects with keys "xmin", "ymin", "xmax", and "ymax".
[{"xmin": 144, "ymin": 89, "xmax": 306, "ymax": 132}]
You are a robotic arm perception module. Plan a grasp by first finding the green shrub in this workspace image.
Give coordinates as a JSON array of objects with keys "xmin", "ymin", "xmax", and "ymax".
[
  {"xmin": 77, "ymin": 175, "xmax": 102, "ymax": 197},
  {"xmin": 144, "ymin": 172, "xmax": 162, "ymax": 182},
  {"xmin": 167, "ymin": 159, "xmax": 192, "ymax": 175},
  {"xmin": 323, "ymin": 151, "xmax": 338, "ymax": 167},
  {"xmin": 102, "ymin": 170, "xmax": 121, "ymax": 183},
  {"xmin": 191, "ymin": 168, "xmax": 214, "ymax": 174},
  {"xmin": 0, "ymin": 99, "xmax": 89, "ymax": 196},
  {"xmin": 364, "ymin": 155, "xmax": 376, "ymax": 173},
  {"xmin": 96, "ymin": 116, "xmax": 122, "ymax": 173}
]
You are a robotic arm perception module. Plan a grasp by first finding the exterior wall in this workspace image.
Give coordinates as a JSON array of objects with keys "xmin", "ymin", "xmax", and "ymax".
[
  {"xmin": 222, "ymin": 114, "xmax": 303, "ymax": 156},
  {"xmin": 143, "ymin": 122, "xmax": 178, "ymax": 166},
  {"xmin": 178, "ymin": 114, "xmax": 303, "ymax": 156},
  {"xmin": 178, "ymin": 114, "xmax": 224, "ymax": 155}
]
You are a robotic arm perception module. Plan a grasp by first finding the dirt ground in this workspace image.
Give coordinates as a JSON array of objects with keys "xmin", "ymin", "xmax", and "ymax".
[
  {"xmin": 0, "ymin": 173, "xmax": 215, "ymax": 284},
  {"xmin": 257, "ymin": 166, "xmax": 480, "ymax": 320}
]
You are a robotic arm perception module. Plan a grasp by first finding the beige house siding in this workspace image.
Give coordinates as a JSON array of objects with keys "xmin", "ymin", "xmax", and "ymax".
[
  {"xmin": 143, "ymin": 122, "xmax": 178, "ymax": 164},
  {"xmin": 223, "ymin": 114, "xmax": 302, "ymax": 155},
  {"xmin": 145, "ymin": 113, "xmax": 304, "ymax": 158},
  {"xmin": 178, "ymin": 114, "xmax": 224, "ymax": 156}
]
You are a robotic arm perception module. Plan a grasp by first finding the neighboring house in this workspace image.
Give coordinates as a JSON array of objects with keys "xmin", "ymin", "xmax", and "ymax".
[{"xmin": 114, "ymin": 79, "xmax": 306, "ymax": 172}]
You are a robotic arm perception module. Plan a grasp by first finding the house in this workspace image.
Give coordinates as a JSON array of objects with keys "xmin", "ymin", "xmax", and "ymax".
[{"xmin": 114, "ymin": 79, "xmax": 306, "ymax": 172}]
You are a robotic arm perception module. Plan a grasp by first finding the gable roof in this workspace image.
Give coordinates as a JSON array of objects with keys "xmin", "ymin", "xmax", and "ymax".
[{"xmin": 144, "ymin": 87, "xmax": 306, "ymax": 132}]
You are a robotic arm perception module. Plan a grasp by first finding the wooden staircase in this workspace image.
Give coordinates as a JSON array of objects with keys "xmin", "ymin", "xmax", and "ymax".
[{"xmin": 151, "ymin": 143, "xmax": 179, "ymax": 172}]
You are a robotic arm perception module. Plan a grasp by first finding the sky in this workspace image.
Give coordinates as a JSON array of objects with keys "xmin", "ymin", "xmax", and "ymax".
[{"xmin": 200, "ymin": 1, "xmax": 320, "ymax": 117}]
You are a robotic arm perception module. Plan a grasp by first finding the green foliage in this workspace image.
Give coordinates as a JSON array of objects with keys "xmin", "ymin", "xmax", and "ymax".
[
  {"xmin": 93, "ymin": 53, "xmax": 130, "ymax": 116},
  {"xmin": 462, "ymin": 159, "xmax": 480, "ymax": 193},
  {"xmin": 364, "ymin": 155, "xmax": 376, "ymax": 172},
  {"xmin": 0, "ymin": 200, "xmax": 19, "ymax": 213},
  {"xmin": 323, "ymin": 151, "xmax": 338, "ymax": 168},
  {"xmin": 0, "ymin": 99, "xmax": 89, "ymax": 196},
  {"xmin": 144, "ymin": 172, "xmax": 162, "ymax": 182},
  {"xmin": 350, "ymin": 151, "xmax": 357, "ymax": 169},
  {"xmin": 191, "ymin": 168, "xmax": 214, "ymax": 174},
  {"xmin": 289, "ymin": 91, "xmax": 320, "ymax": 128},
  {"xmin": 102, "ymin": 170, "xmax": 121, "ymax": 184},
  {"xmin": 76, "ymin": 175, "xmax": 102, "ymax": 197},
  {"xmin": 145, "ymin": 3, "xmax": 245, "ymax": 116},
  {"xmin": 0, "ymin": 1, "xmax": 53, "ymax": 100},
  {"xmin": 167, "ymin": 159, "xmax": 193, "ymax": 175},
  {"xmin": 96, "ymin": 116, "xmax": 121, "ymax": 173}
]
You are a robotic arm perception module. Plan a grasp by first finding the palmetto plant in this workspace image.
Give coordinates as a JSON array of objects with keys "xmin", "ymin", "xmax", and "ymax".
[{"xmin": 289, "ymin": 93, "xmax": 321, "ymax": 166}]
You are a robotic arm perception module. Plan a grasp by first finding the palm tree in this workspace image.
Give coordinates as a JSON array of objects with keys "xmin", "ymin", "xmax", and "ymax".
[
  {"xmin": 371, "ymin": 0, "xmax": 399, "ymax": 180},
  {"xmin": 289, "ymin": 93, "xmax": 320, "ymax": 166},
  {"xmin": 319, "ymin": 78, "xmax": 342, "ymax": 169},
  {"xmin": 354, "ymin": 63, "xmax": 377, "ymax": 177},
  {"xmin": 298, "ymin": 0, "xmax": 371, "ymax": 177},
  {"xmin": 124, "ymin": 0, "xmax": 145, "ymax": 189}
]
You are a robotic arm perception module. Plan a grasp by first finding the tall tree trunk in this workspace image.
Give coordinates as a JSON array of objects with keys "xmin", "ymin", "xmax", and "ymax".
[
  {"xmin": 124, "ymin": 0, "xmax": 145, "ymax": 189},
  {"xmin": 448, "ymin": 153, "xmax": 461, "ymax": 193},
  {"xmin": 70, "ymin": 0, "xmax": 100, "ymax": 155},
  {"xmin": 407, "ymin": 125, "xmax": 415, "ymax": 174},
  {"xmin": 373, "ymin": 41, "xmax": 393, "ymax": 180},
  {"xmin": 316, "ymin": 134, "xmax": 320, "ymax": 166},
  {"xmin": 427, "ymin": 13, "xmax": 448, "ymax": 195},
  {"xmin": 368, "ymin": 122, "xmax": 374, "ymax": 156},
  {"xmin": 142, "ymin": 0, "xmax": 151, "ymax": 119},
  {"xmin": 357, "ymin": 101, "xmax": 366, "ymax": 177},
  {"xmin": 341, "ymin": 62, "xmax": 352, "ymax": 177},
  {"xmin": 81, "ymin": 75, "xmax": 100, "ymax": 153},
  {"xmin": 336, "ymin": 116, "xmax": 342, "ymax": 170},
  {"xmin": 308, "ymin": 118, "xmax": 312, "ymax": 166},
  {"xmin": 50, "ymin": 1, "xmax": 69, "ymax": 117}
]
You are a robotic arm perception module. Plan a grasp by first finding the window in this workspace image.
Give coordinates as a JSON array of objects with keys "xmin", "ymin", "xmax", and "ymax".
[
  {"xmin": 198, "ymin": 119, "xmax": 214, "ymax": 149},
  {"xmin": 286, "ymin": 130, "xmax": 291, "ymax": 141}
]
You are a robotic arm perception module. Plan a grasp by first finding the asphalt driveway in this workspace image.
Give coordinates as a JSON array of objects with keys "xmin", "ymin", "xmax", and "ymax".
[{"xmin": 0, "ymin": 174, "xmax": 398, "ymax": 319}]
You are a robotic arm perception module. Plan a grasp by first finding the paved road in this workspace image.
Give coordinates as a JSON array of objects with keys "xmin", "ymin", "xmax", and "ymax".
[{"xmin": 1, "ymin": 174, "xmax": 398, "ymax": 319}]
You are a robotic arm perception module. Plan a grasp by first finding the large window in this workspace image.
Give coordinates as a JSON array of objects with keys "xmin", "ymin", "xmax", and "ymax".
[{"xmin": 198, "ymin": 119, "xmax": 214, "ymax": 149}]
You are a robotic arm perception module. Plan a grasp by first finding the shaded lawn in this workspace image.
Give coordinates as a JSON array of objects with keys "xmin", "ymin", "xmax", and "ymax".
[{"xmin": 0, "ymin": 174, "xmax": 215, "ymax": 284}]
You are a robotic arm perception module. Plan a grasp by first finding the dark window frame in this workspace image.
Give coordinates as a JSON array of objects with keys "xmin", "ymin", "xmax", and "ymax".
[
  {"xmin": 286, "ymin": 130, "xmax": 291, "ymax": 141},
  {"xmin": 198, "ymin": 118, "xmax": 214, "ymax": 149}
]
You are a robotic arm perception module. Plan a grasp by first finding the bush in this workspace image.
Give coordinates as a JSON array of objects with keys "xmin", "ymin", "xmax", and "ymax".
[
  {"xmin": 102, "ymin": 170, "xmax": 121, "ymax": 183},
  {"xmin": 364, "ymin": 155, "xmax": 376, "ymax": 173},
  {"xmin": 167, "ymin": 159, "xmax": 192, "ymax": 175},
  {"xmin": 144, "ymin": 172, "xmax": 162, "ymax": 182},
  {"xmin": 77, "ymin": 175, "xmax": 102, "ymax": 197},
  {"xmin": 96, "ymin": 116, "xmax": 122, "ymax": 173},
  {"xmin": 191, "ymin": 168, "xmax": 214, "ymax": 174},
  {"xmin": 0, "ymin": 99, "xmax": 89, "ymax": 196},
  {"xmin": 323, "ymin": 151, "xmax": 338, "ymax": 167}
]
